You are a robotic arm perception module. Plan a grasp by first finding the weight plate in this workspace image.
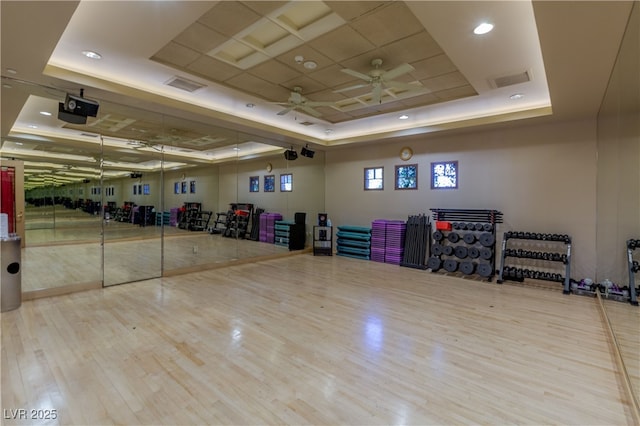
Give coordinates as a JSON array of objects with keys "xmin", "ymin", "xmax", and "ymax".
[
  {"xmin": 459, "ymin": 261, "xmax": 477, "ymax": 275},
  {"xmin": 427, "ymin": 256, "xmax": 442, "ymax": 271},
  {"xmin": 483, "ymin": 223, "xmax": 493, "ymax": 232},
  {"xmin": 474, "ymin": 223, "xmax": 484, "ymax": 231},
  {"xmin": 433, "ymin": 230, "xmax": 444, "ymax": 241},
  {"xmin": 431, "ymin": 243, "xmax": 443, "ymax": 256},
  {"xmin": 452, "ymin": 222, "xmax": 460, "ymax": 230},
  {"xmin": 454, "ymin": 245, "xmax": 468, "ymax": 259},
  {"xmin": 479, "ymin": 247, "xmax": 493, "ymax": 260},
  {"xmin": 443, "ymin": 259, "xmax": 458, "ymax": 273},
  {"xmin": 479, "ymin": 232, "xmax": 495, "ymax": 247},
  {"xmin": 477, "ymin": 263, "xmax": 493, "ymax": 277},
  {"xmin": 463, "ymin": 233, "xmax": 476, "ymax": 245},
  {"xmin": 465, "ymin": 223, "xmax": 475, "ymax": 230},
  {"xmin": 447, "ymin": 232, "xmax": 460, "ymax": 243},
  {"xmin": 468, "ymin": 247, "xmax": 480, "ymax": 259},
  {"xmin": 443, "ymin": 245, "xmax": 454, "ymax": 256}
]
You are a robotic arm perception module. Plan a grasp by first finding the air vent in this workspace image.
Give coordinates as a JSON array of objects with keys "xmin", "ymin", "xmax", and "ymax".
[
  {"xmin": 165, "ymin": 76, "xmax": 206, "ymax": 93},
  {"xmin": 80, "ymin": 132, "xmax": 99, "ymax": 138},
  {"xmin": 492, "ymin": 71, "xmax": 531, "ymax": 88},
  {"xmin": 299, "ymin": 121, "xmax": 314, "ymax": 126}
]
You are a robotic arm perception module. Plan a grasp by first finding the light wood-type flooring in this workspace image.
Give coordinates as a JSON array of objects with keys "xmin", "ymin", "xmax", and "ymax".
[{"xmin": 2, "ymin": 254, "xmax": 638, "ymax": 425}]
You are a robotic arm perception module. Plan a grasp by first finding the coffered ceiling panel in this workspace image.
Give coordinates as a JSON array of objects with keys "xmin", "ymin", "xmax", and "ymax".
[{"xmin": 150, "ymin": 0, "xmax": 475, "ymax": 124}]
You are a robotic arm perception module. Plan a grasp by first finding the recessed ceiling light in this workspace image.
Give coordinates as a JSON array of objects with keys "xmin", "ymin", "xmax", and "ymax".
[
  {"xmin": 39, "ymin": 111, "xmax": 52, "ymax": 116},
  {"xmin": 233, "ymin": 147, "xmax": 240, "ymax": 151},
  {"xmin": 510, "ymin": 93, "xmax": 524, "ymax": 100},
  {"xmin": 6, "ymin": 68, "xmax": 17, "ymax": 74},
  {"xmin": 28, "ymin": 125, "xmax": 38, "ymax": 129},
  {"xmin": 399, "ymin": 114, "xmax": 409, "ymax": 120},
  {"xmin": 82, "ymin": 50, "xmax": 102, "ymax": 59},
  {"xmin": 303, "ymin": 61, "xmax": 317, "ymax": 70},
  {"xmin": 473, "ymin": 22, "xmax": 494, "ymax": 35}
]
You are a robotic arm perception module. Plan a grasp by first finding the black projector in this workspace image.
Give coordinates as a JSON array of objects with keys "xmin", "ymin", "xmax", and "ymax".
[{"xmin": 58, "ymin": 93, "xmax": 99, "ymax": 124}]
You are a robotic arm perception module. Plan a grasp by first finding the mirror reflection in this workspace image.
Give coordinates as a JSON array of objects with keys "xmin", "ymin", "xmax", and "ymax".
[{"xmin": 3, "ymin": 78, "xmax": 310, "ymax": 295}]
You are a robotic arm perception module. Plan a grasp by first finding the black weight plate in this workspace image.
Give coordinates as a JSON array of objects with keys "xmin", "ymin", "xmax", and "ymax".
[
  {"xmin": 443, "ymin": 245, "xmax": 454, "ymax": 256},
  {"xmin": 474, "ymin": 223, "xmax": 484, "ymax": 231},
  {"xmin": 427, "ymin": 256, "xmax": 442, "ymax": 271},
  {"xmin": 477, "ymin": 263, "xmax": 493, "ymax": 277},
  {"xmin": 443, "ymin": 259, "xmax": 458, "ymax": 272},
  {"xmin": 454, "ymin": 245, "xmax": 468, "ymax": 259},
  {"xmin": 431, "ymin": 243, "xmax": 443, "ymax": 256},
  {"xmin": 483, "ymin": 223, "xmax": 493, "ymax": 232},
  {"xmin": 479, "ymin": 232, "xmax": 495, "ymax": 247},
  {"xmin": 468, "ymin": 247, "xmax": 480, "ymax": 259},
  {"xmin": 465, "ymin": 223, "xmax": 475, "ymax": 230},
  {"xmin": 459, "ymin": 261, "xmax": 477, "ymax": 275},
  {"xmin": 479, "ymin": 247, "xmax": 493, "ymax": 260},
  {"xmin": 447, "ymin": 232, "xmax": 460, "ymax": 243},
  {"xmin": 463, "ymin": 233, "xmax": 476, "ymax": 244},
  {"xmin": 433, "ymin": 230, "xmax": 444, "ymax": 241}
]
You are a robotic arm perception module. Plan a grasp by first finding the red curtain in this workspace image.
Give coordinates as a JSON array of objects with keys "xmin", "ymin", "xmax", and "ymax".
[{"xmin": 1, "ymin": 167, "xmax": 16, "ymax": 233}]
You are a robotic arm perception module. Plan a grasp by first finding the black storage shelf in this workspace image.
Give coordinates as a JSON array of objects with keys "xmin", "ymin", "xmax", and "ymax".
[
  {"xmin": 625, "ymin": 239, "xmax": 640, "ymax": 305},
  {"xmin": 313, "ymin": 226, "xmax": 333, "ymax": 256},
  {"xmin": 497, "ymin": 231, "xmax": 572, "ymax": 294}
]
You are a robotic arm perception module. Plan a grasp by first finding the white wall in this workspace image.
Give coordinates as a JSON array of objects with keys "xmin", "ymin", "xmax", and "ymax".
[{"xmin": 325, "ymin": 118, "xmax": 598, "ymax": 280}]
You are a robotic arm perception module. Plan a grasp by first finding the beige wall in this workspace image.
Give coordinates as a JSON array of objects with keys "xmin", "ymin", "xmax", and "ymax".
[
  {"xmin": 326, "ymin": 119, "xmax": 598, "ymax": 279},
  {"xmin": 596, "ymin": 2, "xmax": 640, "ymax": 284}
]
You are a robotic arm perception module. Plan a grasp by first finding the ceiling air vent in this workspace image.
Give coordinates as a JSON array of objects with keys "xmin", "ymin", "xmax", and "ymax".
[
  {"xmin": 299, "ymin": 121, "xmax": 314, "ymax": 126},
  {"xmin": 165, "ymin": 76, "xmax": 206, "ymax": 93},
  {"xmin": 491, "ymin": 71, "xmax": 531, "ymax": 88}
]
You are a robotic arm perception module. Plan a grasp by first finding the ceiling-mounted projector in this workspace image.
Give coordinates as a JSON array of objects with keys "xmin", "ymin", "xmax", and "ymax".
[
  {"xmin": 301, "ymin": 145, "xmax": 315, "ymax": 158},
  {"xmin": 58, "ymin": 90, "xmax": 99, "ymax": 125},
  {"xmin": 284, "ymin": 148, "xmax": 298, "ymax": 161}
]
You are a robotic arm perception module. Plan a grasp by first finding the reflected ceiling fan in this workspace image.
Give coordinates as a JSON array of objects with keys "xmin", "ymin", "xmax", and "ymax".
[
  {"xmin": 334, "ymin": 58, "xmax": 419, "ymax": 104},
  {"xmin": 275, "ymin": 86, "xmax": 335, "ymax": 118}
]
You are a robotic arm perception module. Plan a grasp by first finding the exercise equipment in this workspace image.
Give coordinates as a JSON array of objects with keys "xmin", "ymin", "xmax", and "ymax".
[
  {"xmin": 454, "ymin": 245, "xmax": 468, "ymax": 259},
  {"xmin": 400, "ymin": 214, "xmax": 431, "ymax": 270},
  {"xmin": 497, "ymin": 230, "xmax": 572, "ymax": 294},
  {"xmin": 459, "ymin": 261, "xmax": 477, "ymax": 275},
  {"xmin": 427, "ymin": 256, "xmax": 442, "ymax": 271},
  {"xmin": 429, "ymin": 208, "xmax": 503, "ymax": 281},
  {"xmin": 625, "ymin": 239, "xmax": 640, "ymax": 305},
  {"xmin": 443, "ymin": 259, "xmax": 458, "ymax": 272}
]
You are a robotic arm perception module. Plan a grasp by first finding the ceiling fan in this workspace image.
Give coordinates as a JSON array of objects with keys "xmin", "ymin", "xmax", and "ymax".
[
  {"xmin": 275, "ymin": 86, "xmax": 335, "ymax": 118},
  {"xmin": 335, "ymin": 58, "xmax": 420, "ymax": 104}
]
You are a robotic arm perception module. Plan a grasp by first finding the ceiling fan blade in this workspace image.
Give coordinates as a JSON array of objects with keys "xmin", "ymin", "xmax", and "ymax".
[
  {"xmin": 371, "ymin": 84, "xmax": 383, "ymax": 104},
  {"xmin": 306, "ymin": 100, "xmax": 335, "ymax": 107},
  {"xmin": 277, "ymin": 105, "xmax": 295, "ymax": 116},
  {"xmin": 300, "ymin": 105, "xmax": 322, "ymax": 117},
  {"xmin": 384, "ymin": 80, "xmax": 422, "ymax": 92},
  {"xmin": 382, "ymin": 63, "xmax": 415, "ymax": 81},
  {"xmin": 341, "ymin": 68, "xmax": 372, "ymax": 81},
  {"xmin": 333, "ymin": 83, "xmax": 369, "ymax": 94}
]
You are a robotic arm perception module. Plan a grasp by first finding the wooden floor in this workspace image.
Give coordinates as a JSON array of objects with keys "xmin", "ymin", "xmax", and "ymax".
[{"xmin": 1, "ymin": 254, "xmax": 638, "ymax": 425}]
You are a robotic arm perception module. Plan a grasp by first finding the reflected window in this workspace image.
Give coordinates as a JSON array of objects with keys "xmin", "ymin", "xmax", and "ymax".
[
  {"xmin": 395, "ymin": 164, "xmax": 417, "ymax": 190},
  {"xmin": 249, "ymin": 176, "xmax": 259, "ymax": 192},
  {"xmin": 189, "ymin": 180, "xmax": 196, "ymax": 193},
  {"xmin": 280, "ymin": 173, "xmax": 292, "ymax": 192},
  {"xmin": 264, "ymin": 175, "xmax": 275, "ymax": 192},
  {"xmin": 364, "ymin": 167, "xmax": 383, "ymax": 190},
  {"xmin": 431, "ymin": 161, "xmax": 458, "ymax": 189}
]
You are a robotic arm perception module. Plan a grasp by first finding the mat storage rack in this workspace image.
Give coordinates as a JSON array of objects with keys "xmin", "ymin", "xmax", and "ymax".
[
  {"xmin": 336, "ymin": 226, "xmax": 371, "ymax": 260},
  {"xmin": 427, "ymin": 209, "xmax": 503, "ymax": 280},
  {"xmin": 497, "ymin": 231, "xmax": 572, "ymax": 294}
]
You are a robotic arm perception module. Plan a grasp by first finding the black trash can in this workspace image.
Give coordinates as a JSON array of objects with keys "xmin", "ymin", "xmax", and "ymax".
[{"xmin": 1, "ymin": 235, "xmax": 21, "ymax": 312}]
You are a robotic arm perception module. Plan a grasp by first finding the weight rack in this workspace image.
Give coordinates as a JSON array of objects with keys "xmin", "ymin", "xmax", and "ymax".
[
  {"xmin": 428, "ymin": 209, "xmax": 503, "ymax": 281},
  {"xmin": 625, "ymin": 239, "xmax": 640, "ymax": 306},
  {"xmin": 497, "ymin": 232, "xmax": 572, "ymax": 294}
]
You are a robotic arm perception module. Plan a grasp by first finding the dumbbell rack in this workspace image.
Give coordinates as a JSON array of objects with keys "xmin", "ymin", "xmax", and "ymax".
[
  {"xmin": 625, "ymin": 239, "xmax": 639, "ymax": 305},
  {"xmin": 497, "ymin": 232, "xmax": 572, "ymax": 294},
  {"xmin": 428, "ymin": 209, "xmax": 503, "ymax": 281}
]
